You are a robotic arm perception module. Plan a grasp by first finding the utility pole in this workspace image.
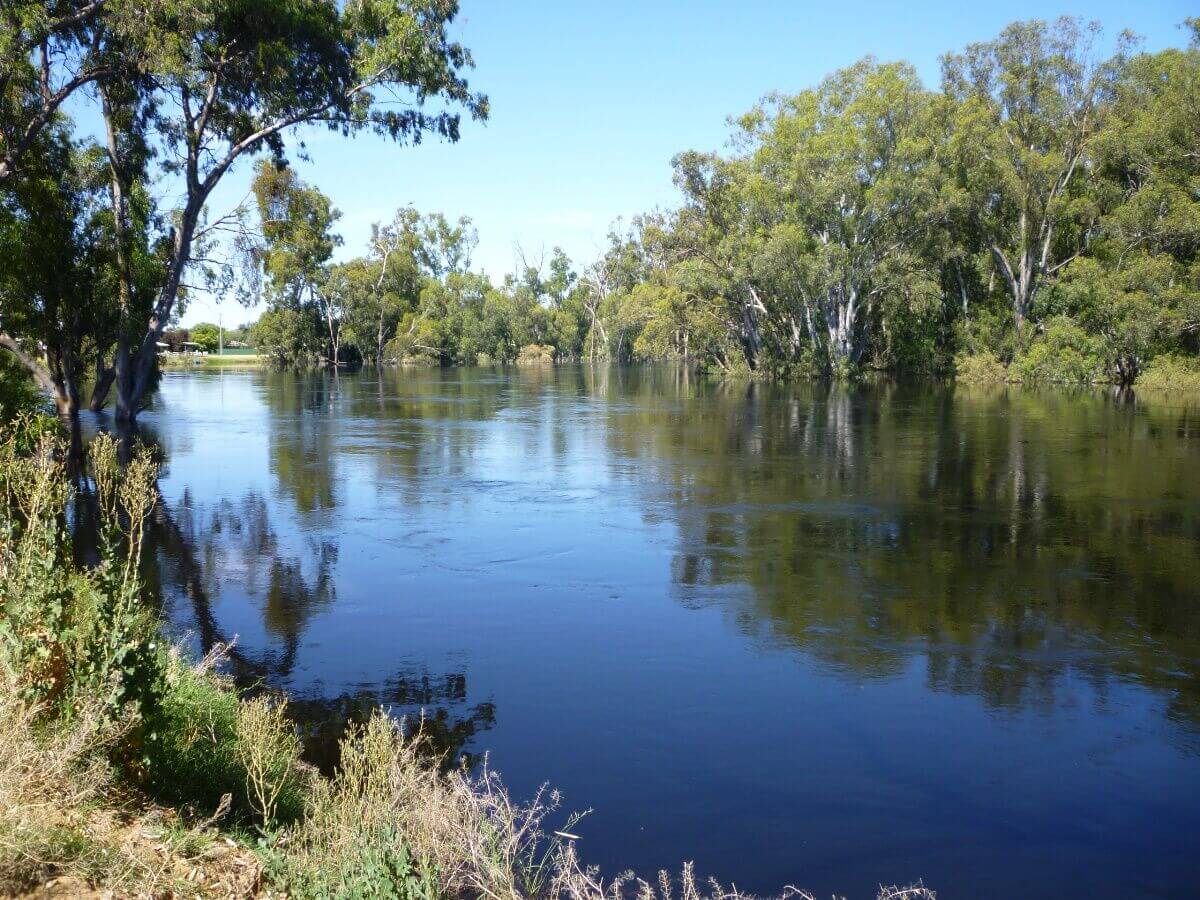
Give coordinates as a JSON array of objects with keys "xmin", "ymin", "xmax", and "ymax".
[{"xmin": 218, "ymin": 311, "xmax": 224, "ymax": 355}]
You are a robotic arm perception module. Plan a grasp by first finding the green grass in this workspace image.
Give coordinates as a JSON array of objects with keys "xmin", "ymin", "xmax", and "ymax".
[{"xmin": 161, "ymin": 353, "xmax": 263, "ymax": 369}]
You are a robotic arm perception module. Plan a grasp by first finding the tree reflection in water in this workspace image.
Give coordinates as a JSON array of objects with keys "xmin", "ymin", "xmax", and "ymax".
[{"xmin": 145, "ymin": 483, "xmax": 495, "ymax": 771}]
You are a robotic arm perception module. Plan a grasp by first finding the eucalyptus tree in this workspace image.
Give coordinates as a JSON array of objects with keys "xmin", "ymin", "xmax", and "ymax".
[
  {"xmin": 0, "ymin": 0, "xmax": 116, "ymax": 185},
  {"xmin": 671, "ymin": 150, "xmax": 765, "ymax": 368},
  {"xmin": 368, "ymin": 208, "xmax": 475, "ymax": 359},
  {"xmin": 578, "ymin": 216, "xmax": 671, "ymax": 361},
  {"xmin": 87, "ymin": 0, "xmax": 486, "ymax": 419},
  {"xmin": 1050, "ymin": 23, "xmax": 1200, "ymax": 381},
  {"xmin": 249, "ymin": 160, "xmax": 344, "ymax": 364},
  {"xmin": 742, "ymin": 60, "xmax": 945, "ymax": 373},
  {"xmin": 0, "ymin": 0, "xmax": 152, "ymax": 411},
  {"xmin": 941, "ymin": 17, "xmax": 1133, "ymax": 335},
  {"xmin": 0, "ymin": 122, "xmax": 162, "ymax": 418}
]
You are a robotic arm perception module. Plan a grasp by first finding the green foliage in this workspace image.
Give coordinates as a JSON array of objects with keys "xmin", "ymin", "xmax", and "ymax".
[
  {"xmin": 1013, "ymin": 318, "xmax": 1106, "ymax": 384},
  {"xmin": 1136, "ymin": 354, "xmax": 1200, "ymax": 393},
  {"xmin": 189, "ymin": 323, "xmax": 221, "ymax": 353},
  {"xmin": 252, "ymin": 306, "xmax": 327, "ymax": 367},
  {"xmin": 2, "ymin": 0, "xmax": 489, "ymax": 419},
  {"xmin": 0, "ymin": 417, "xmax": 309, "ymax": 831},
  {"xmin": 146, "ymin": 660, "xmax": 308, "ymax": 826},
  {"xmin": 264, "ymin": 826, "xmax": 440, "ymax": 900},
  {"xmin": 0, "ymin": 429, "xmax": 161, "ymax": 732}
]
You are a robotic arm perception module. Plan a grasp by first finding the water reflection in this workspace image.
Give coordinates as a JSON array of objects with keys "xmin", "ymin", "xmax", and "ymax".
[
  {"xmin": 131, "ymin": 367, "xmax": 1200, "ymax": 900},
  {"xmin": 154, "ymin": 491, "xmax": 336, "ymax": 677},
  {"xmin": 596, "ymin": 376, "xmax": 1200, "ymax": 721},
  {"xmin": 289, "ymin": 674, "xmax": 496, "ymax": 775}
]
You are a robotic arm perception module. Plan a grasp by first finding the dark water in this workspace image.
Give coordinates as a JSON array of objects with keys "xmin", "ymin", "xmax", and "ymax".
[{"xmin": 134, "ymin": 367, "xmax": 1200, "ymax": 899}]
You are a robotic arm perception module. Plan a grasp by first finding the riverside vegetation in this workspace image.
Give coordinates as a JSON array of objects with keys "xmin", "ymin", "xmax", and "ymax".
[
  {"xmin": 0, "ymin": 384, "xmax": 938, "ymax": 898},
  {"xmin": 1, "ymin": 10, "xmax": 1198, "ymax": 420},
  {"xmin": 175, "ymin": 17, "xmax": 1200, "ymax": 390}
]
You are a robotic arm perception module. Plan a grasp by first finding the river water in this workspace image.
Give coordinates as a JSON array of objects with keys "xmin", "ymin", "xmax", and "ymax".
[{"xmin": 134, "ymin": 367, "xmax": 1200, "ymax": 899}]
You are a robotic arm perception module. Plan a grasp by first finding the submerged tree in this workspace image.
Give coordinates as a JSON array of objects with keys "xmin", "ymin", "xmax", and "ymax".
[{"xmin": 249, "ymin": 161, "xmax": 343, "ymax": 365}]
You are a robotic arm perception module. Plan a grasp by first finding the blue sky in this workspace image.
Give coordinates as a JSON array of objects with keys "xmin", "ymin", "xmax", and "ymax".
[{"xmin": 182, "ymin": 0, "xmax": 1194, "ymax": 326}]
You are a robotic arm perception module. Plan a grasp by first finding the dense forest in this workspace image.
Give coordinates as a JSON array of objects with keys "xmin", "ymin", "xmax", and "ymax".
[{"xmin": 2, "ymin": 9, "xmax": 1199, "ymax": 428}]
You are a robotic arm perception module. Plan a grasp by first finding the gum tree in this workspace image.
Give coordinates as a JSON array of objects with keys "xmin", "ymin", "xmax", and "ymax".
[
  {"xmin": 941, "ymin": 17, "xmax": 1133, "ymax": 334},
  {"xmin": 1052, "ymin": 21, "xmax": 1200, "ymax": 381},
  {"xmin": 93, "ymin": 0, "xmax": 487, "ymax": 420},
  {"xmin": 744, "ymin": 59, "xmax": 944, "ymax": 373},
  {"xmin": 249, "ymin": 160, "xmax": 343, "ymax": 364},
  {"xmin": 0, "ymin": 0, "xmax": 116, "ymax": 185}
]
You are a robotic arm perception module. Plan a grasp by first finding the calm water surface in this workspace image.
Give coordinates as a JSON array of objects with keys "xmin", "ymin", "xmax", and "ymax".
[{"xmin": 132, "ymin": 367, "xmax": 1200, "ymax": 899}]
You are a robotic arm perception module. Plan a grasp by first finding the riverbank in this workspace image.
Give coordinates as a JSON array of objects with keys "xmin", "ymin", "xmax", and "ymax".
[
  {"xmin": 0, "ymin": 411, "xmax": 932, "ymax": 899},
  {"xmin": 160, "ymin": 353, "xmax": 265, "ymax": 370}
]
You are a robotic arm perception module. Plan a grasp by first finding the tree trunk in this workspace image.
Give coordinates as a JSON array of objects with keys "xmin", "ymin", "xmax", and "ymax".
[
  {"xmin": 0, "ymin": 334, "xmax": 75, "ymax": 416},
  {"xmin": 376, "ymin": 307, "xmax": 386, "ymax": 368},
  {"xmin": 89, "ymin": 355, "xmax": 115, "ymax": 412},
  {"xmin": 115, "ymin": 210, "xmax": 199, "ymax": 422}
]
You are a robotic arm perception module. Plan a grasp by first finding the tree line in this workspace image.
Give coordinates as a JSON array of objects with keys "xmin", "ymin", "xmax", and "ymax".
[
  {"xmin": 633, "ymin": 17, "xmax": 1199, "ymax": 386},
  {"xmin": 240, "ymin": 16, "xmax": 1200, "ymax": 389},
  {"xmin": 3, "ymin": 9, "xmax": 1199, "ymax": 422}
]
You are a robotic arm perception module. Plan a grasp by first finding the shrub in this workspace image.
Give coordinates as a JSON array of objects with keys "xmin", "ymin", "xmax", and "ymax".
[
  {"xmin": 1136, "ymin": 354, "xmax": 1200, "ymax": 393},
  {"xmin": 145, "ymin": 652, "xmax": 308, "ymax": 827},
  {"xmin": 954, "ymin": 350, "xmax": 1009, "ymax": 384},
  {"xmin": 1013, "ymin": 318, "xmax": 1105, "ymax": 384},
  {"xmin": 0, "ymin": 430, "xmax": 161, "ymax": 729}
]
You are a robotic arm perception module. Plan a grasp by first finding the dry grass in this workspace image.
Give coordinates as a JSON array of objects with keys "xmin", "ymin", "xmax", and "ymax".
[
  {"xmin": 270, "ymin": 709, "xmax": 936, "ymax": 900},
  {"xmin": 0, "ymin": 667, "xmax": 263, "ymax": 898}
]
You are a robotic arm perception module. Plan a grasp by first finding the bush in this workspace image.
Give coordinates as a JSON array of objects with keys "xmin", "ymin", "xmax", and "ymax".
[
  {"xmin": 1013, "ymin": 318, "xmax": 1105, "ymax": 384},
  {"xmin": 954, "ymin": 350, "xmax": 1009, "ymax": 384},
  {"xmin": 1136, "ymin": 354, "xmax": 1200, "ymax": 393},
  {"xmin": 0, "ymin": 430, "xmax": 161, "ymax": 730},
  {"xmin": 145, "ymin": 653, "xmax": 308, "ymax": 827}
]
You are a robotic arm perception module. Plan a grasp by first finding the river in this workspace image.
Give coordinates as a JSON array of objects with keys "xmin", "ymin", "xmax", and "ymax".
[{"xmin": 129, "ymin": 367, "xmax": 1200, "ymax": 899}]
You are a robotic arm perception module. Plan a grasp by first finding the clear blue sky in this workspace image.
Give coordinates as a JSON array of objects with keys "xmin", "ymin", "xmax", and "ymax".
[{"xmin": 183, "ymin": 0, "xmax": 1195, "ymax": 327}]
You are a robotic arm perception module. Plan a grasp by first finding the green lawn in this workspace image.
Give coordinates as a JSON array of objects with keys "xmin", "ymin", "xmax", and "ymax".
[{"xmin": 161, "ymin": 353, "xmax": 263, "ymax": 369}]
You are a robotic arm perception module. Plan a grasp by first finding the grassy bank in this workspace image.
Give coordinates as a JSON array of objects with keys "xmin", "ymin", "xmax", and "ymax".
[
  {"xmin": 0, "ymin": 413, "xmax": 933, "ymax": 900},
  {"xmin": 160, "ymin": 354, "xmax": 265, "ymax": 370}
]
